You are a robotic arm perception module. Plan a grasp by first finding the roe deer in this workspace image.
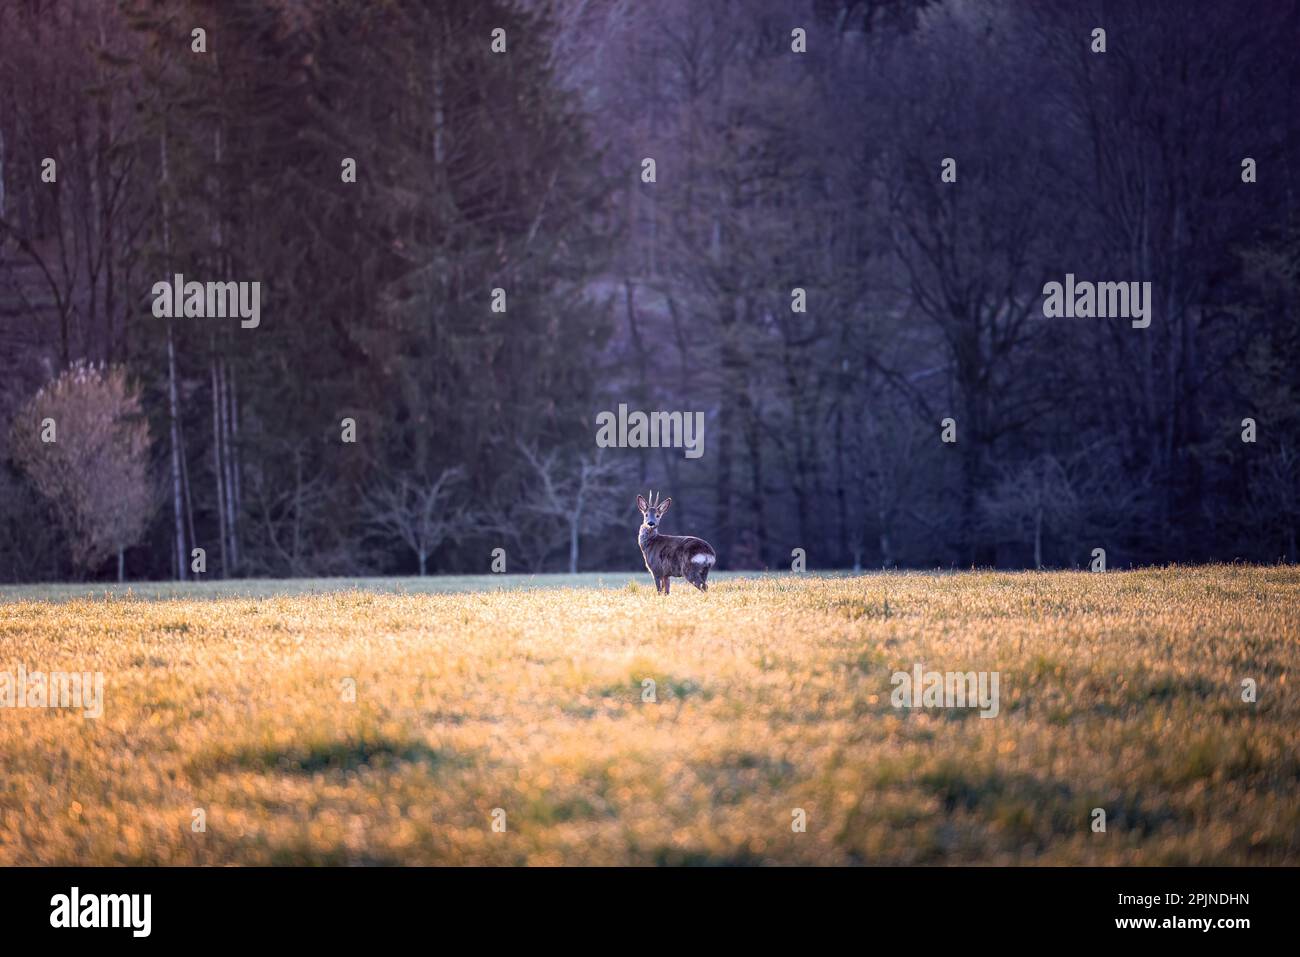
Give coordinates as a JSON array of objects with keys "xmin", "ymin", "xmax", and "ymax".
[{"xmin": 636, "ymin": 491, "xmax": 716, "ymax": 594}]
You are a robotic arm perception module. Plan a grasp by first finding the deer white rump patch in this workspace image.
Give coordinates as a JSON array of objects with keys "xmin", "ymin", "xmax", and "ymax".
[{"xmin": 691, "ymin": 553, "xmax": 715, "ymax": 565}]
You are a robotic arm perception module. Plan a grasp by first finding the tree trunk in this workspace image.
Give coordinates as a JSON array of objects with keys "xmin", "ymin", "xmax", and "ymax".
[
  {"xmin": 833, "ymin": 402, "xmax": 849, "ymax": 566},
  {"xmin": 745, "ymin": 401, "xmax": 766, "ymax": 565},
  {"xmin": 224, "ymin": 361, "xmax": 241, "ymax": 572},
  {"xmin": 714, "ymin": 302, "xmax": 740, "ymax": 563},
  {"xmin": 97, "ymin": 91, "xmax": 116, "ymax": 364},
  {"xmin": 179, "ymin": 409, "xmax": 197, "ymax": 562},
  {"xmin": 210, "ymin": 126, "xmax": 233, "ymax": 578},
  {"xmin": 569, "ymin": 520, "xmax": 579, "ymax": 574},
  {"xmin": 1033, "ymin": 505, "xmax": 1043, "ymax": 570},
  {"xmin": 162, "ymin": 131, "xmax": 186, "ymax": 579},
  {"xmin": 167, "ymin": 330, "xmax": 187, "ymax": 580},
  {"xmin": 117, "ymin": 547, "xmax": 124, "ymax": 583},
  {"xmin": 212, "ymin": 359, "xmax": 228, "ymax": 576},
  {"xmin": 418, "ymin": 549, "xmax": 427, "ymax": 576}
]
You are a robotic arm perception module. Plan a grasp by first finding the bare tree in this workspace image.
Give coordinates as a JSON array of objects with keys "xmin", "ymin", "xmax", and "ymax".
[
  {"xmin": 980, "ymin": 454, "xmax": 1079, "ymax": 570},
  {"xmin": 517, "ymin": 442, "xmax": 631, "ymax": 573},
  {"xmin": 9, "ymin": 362, "xmax": 155, "ymax": 579},
  {"xmin": 854, "ymin": 404, "xmax": 948, "ymax": 568},
  {"xmin": 363, "ymin": 466, "xmax": 467, "ymax": 576},
  {"xmin": 243, "ymin": 439, "xmax": 344, "ymax": 578},
  {"xmin": 1249, "ymin": 443, "xmax": 1300, "ymax": 563},
  {"xmin": 472, "ymin": 500, "xmax": 553, "ymax": 574},
  {"xmin": 981, "ymin": 444, "xmax": 1152, "ymax": 569}
]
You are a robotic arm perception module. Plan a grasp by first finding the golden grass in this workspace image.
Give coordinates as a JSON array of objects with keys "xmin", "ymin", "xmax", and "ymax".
[{"xmin": 1, "ymin": 566, "xmax": 1296, "ymax": 865}]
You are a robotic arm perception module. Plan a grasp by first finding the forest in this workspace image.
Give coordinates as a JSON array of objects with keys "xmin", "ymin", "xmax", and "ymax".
[{"xmin": 0, "ymin": 0, "xmax": 1297, "ymax": 581}]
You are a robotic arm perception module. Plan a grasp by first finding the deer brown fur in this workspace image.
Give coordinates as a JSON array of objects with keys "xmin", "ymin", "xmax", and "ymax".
[{"xmin": 636, "ymin": 491, "xmax": 716, "ymax": 594}]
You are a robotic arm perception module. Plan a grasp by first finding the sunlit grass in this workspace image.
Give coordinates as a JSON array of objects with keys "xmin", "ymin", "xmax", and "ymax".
[{"xmin": 1, "ymin": 566, "xmax": 1296, "ymax": 865}]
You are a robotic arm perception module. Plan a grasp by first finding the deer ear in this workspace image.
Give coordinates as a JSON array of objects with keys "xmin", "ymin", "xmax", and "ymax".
[
  {"xmin": 636, "ymin": 495, "xmax": 648, "ymax": 512},
  {"xmin": 656, "ymin": 497, "xmax": 672, "ymax": 515}
]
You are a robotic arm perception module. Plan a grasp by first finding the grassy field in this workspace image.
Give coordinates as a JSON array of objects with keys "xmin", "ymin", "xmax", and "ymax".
[
  {"xmin": 1, "ymin": 566, "xmax": 1296, "ymax": 865},
  {"xmin": 0, "ymin": 570, "xmax": 683, "ymax": 602}
]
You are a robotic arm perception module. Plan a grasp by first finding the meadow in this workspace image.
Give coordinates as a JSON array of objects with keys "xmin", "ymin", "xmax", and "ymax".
[{"xmin": 0, "ymin": 566, "xmax": 1296, "ymax": 865}]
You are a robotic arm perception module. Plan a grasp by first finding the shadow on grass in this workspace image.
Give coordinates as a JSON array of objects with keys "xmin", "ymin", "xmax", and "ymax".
[
  {"xmin": 919, "ymin": 762, "xmax": 1075, "ymax": 817},
  {"xmin": 197, "ymin": 735, "xmax": 456, "ymax": 775},
  {"xmin": 650, "ymin": 847, "xmax": 770, "ymax": 866}
]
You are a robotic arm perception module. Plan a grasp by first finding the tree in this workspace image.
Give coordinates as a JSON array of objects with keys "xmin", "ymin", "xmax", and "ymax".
[
  {"xmin": 980, "ymin": 454, "xmax": 1080, "ymax": 570},
  {"xmin": 363, "ymin": 466, "xmax": 467, "ymax": 576},
  {"xmin": 856, "ymin": 402, "xmax": 948, "ymax": 568},
  {"xmin": 1248, "ymin": 444, "xmax": 1300, "ymax": 563},
  {"xmin": 517, "ymin": 443, "xmax": 632, "ymax": 573},
  {"xmin": 981, "ymin": 444, "xmax": 1152, "ymax": 569},
  {"xmin": 9, "ymin": 362, "xmax": 155, "ymax": 579}
]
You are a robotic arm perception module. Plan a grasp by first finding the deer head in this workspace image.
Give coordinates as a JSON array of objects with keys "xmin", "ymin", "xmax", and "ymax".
[{"xmin": 636, "ymin": 490, "xmax": 672, "ymax": 531}]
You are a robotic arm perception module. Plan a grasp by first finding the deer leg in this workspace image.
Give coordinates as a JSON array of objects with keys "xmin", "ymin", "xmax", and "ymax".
[
  {"xmin": 652, "ymin": 575, "xmax": 662, "ymax": 594},
  {"xmin": 661, "ymin": 577, "xmax": 671, "ymax": 595}
]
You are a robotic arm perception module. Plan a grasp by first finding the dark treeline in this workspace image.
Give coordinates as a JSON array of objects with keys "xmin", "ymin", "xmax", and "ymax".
[{"xmin": 0, "ymin": 0, "xmax": 1297, "ymax": 581}]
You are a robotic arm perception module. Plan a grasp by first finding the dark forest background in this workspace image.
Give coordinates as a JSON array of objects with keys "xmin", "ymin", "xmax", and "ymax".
[{"xmin": 1, "ymin": 0, "xmax": 1297, "ymax": 581}]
